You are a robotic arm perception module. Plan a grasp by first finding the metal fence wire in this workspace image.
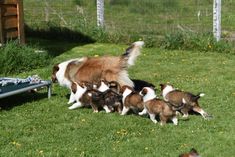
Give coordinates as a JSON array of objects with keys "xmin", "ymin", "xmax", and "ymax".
[{"xmin": 23, "ymin": 0, "xmax": 235, "ymax": 40}]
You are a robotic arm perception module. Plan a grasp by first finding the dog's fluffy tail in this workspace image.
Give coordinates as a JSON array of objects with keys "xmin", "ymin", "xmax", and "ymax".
[{"xmin": 122, "ymin": 41, "xmax": 144, "ymax": 67}]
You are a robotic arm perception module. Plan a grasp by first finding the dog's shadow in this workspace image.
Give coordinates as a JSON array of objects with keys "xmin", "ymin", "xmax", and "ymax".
[{"xmin": 0, "ymin": 92, "xmax": 56, "ymax": 111}]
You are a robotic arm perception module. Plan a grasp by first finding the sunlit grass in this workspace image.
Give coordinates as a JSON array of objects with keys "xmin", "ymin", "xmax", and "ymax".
[{"xmin": 0, "ymin": 41, "xmax": 235, "ymax": 156}]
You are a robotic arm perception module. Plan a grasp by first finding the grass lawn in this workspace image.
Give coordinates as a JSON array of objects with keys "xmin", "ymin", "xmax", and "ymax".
[{"xmin": 0, "ymin": 40, "xmax": 235, "ymax": 156}]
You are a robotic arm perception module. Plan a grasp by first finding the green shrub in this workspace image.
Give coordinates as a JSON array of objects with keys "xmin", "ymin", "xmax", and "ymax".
[
  {"xmin": 160, "ymin": 32, "xmax": 233, "ymax": 53},
  {"xmin": 0, "ymin": 41, "xmax": 51, "ymax": 75}
]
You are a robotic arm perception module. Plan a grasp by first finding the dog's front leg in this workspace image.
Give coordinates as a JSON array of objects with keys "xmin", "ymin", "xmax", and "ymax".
[
  {"xmin": 139, "ymin": 108, "xmax": 147, "ymax": 116},
  {"xmin": 121, "ymin": 106, "xmax": 129, "ymax": 115},
  {"xmin": 68, "ymin": 92, "xmax": 76, "ymax": 104},
  {"xmin": 103, "ymin": 105, "xmax": 111, "ymax": 113},
  {"xmin": 149, "ymin": 113, "xmax": 158, "ymax": 124},
  {"xmin": 68, "ymin": 101, "xmax": 83, "ymax": 110}
]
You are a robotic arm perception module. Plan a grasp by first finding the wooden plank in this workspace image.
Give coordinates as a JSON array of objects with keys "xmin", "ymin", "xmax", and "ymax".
[
  {"xmin": 2, "ymin": 16, "xmax": 18, "ymax": 29},
  {"xmin": 0, "ymin": 0, "xmax": 18, "ymax": 5},
  {"xmin": 17, "ymin": 0, "xmax": 25, "ymax": 44},
  {"xmin": 6, "ymin": 29, "xmax": 18, "ymax": 38},
  {"xmin": 1, "ymin": 5, "xmax": 17, "ymax": 16},
  {"xmin": 0, "ymin": 6, "xmax": 5, "ymax": 43}
]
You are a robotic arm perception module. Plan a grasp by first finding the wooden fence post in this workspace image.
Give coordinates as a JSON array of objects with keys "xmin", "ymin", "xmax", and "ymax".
[
  {"xmin": 97, "ymin": 0, "xmax": 104, "ymax": 28},
  {"xmin": 213, "ymin": 0, "xmax": 221, "ymax": 41}
]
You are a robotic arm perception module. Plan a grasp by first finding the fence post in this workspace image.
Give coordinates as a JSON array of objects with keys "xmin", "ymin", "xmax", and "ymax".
[
  {"xmin": 213, "ymin": 0, "xmax": 221, "ymax": 41},
  {"xmin": 97, "ymin": 0, "xmax": 104, "ymax": 28}
]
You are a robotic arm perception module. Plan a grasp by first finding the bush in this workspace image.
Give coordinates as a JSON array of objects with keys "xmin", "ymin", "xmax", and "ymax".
[
  {"xmin": 160, "ymin": 32, "xmax": 233, "ymax": 53},
  {"xmin": 0, "ymin": 41, "xmax": 51, "ymax": 75}
]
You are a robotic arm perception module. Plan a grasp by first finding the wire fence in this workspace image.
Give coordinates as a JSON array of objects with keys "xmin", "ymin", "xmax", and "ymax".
[{"xmin": 23, "ymin": 0, "xmax": 235, "ymax": 41}]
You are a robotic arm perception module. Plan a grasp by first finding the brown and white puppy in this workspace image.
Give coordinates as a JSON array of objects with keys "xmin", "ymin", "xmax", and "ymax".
[
  {"xmin": 139, "ymin": 87, "xmax": 178, "ymax": 125},
  {"xmin": 69, "ymin": 80, "xmax": 122, "ymax": 113},
  {"xmin": 52, "ymin": 41, "xmax": 144, "ymax": 104},
  {"xmin": 120, "ymin": 85, "xmax": 144, "ymax": 115},
  {"xmin": 160, "ymin": 84, "xmax": 211, "ymax": 119},
  {"xmin": 179, "ymin": 148, "xmax": 200, "ymax": 157}
]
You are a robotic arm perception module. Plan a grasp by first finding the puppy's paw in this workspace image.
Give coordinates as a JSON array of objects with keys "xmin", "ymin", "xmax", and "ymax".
[{"xmin": 93, "ymin": 110, "xmax": 99, "ymax": 113}]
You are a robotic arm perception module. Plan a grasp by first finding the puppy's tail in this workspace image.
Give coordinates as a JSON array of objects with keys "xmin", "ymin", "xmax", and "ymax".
[
  {"xmin": 194, "ymin": 93, "xmax": 205, "ymax": 100},
  {"xmin": 122, "ymin": 41, "xmax": 144, "ymax": 67}
]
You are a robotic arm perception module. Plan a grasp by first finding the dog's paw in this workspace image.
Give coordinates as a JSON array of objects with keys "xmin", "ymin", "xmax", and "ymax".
[
  {"xmin": 93, "ymin": 110, "xmax": 99, "ymax": 113},
  {"xmin": 203, "ymin": 113, "xmax": 213, "ymax": 120},
  {"xmin": 68, "ymin": 102, "xmax": 83, "ymax": 110}
]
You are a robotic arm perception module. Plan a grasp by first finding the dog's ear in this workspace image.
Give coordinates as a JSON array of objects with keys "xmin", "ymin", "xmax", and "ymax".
[
  {"xmin": 140, "ymin": 88, "xmax": 148, "ymax": 96},
  {"xmin": 71, "ymin": 82, "xmax": 77, "ymax": 94},
  {"xmin": 51, "ymin": 64, "xmax": 59, "ymax": 83},
  {"xmin": 159, "ymin": 83, "xmax": 166, "ymax": 91}
]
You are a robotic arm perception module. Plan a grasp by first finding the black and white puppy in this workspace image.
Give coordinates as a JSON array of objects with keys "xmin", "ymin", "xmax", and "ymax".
[{"xmin": 160, "ymin": 84, "xmax": 211, "ymax": 119}]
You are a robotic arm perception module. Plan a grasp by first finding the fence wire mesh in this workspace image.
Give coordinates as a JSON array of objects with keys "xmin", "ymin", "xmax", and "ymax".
[{"xmin": 23, "ymin": 0, "xmax": 235, "ymax": 40}]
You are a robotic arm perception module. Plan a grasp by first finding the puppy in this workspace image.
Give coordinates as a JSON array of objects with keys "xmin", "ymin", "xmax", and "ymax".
[
  {"xmin": 52, "ymin": 41, "xmax": 144, "ymax": 104},
  {"xmin": 120, "ymin": 85, "xmax": 144, "ymax": 115},
  {"xmin": 70, "ymin": 80, "xmax": 122, "ymax": 113},
  {"xmin": 179, "ymin": 148, "xmax": 200, "ymax": 157},
  {"xmin": 139, "ymin": 87, "xmax": 179, "ymax": 125},
  {"xmin": 160, "ymin": 84, "xmax": 211, "ymax": 119}
]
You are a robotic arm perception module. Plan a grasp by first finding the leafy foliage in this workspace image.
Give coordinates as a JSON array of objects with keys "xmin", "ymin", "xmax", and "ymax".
[{"xmin": 0, "ymin": 41, "xmax": 51, "ymax": 75}]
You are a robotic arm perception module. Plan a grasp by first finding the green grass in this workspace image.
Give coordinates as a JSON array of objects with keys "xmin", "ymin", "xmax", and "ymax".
[
  {"xmin": 0, "ymin": 40, "xmax": 235, "ymax": 156},
  {"xmin": 23, "ymin": 0, "xmax": 235, "ymax": 46}
]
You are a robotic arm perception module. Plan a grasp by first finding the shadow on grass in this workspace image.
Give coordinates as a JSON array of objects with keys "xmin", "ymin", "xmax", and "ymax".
[
  {"xmin": 25, "ymin": 25, "xmax": 96, "ymax": 57},
  {"xmin": 0, "ymin": 92, "xmax": 56, "ymax": 111}
]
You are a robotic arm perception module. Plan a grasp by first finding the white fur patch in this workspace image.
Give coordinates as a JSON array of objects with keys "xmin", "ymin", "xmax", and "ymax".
[
  {"xmin": 103, "ymin": 105, "xmax": 111, "ymax": 113},
  {"xmin": 141, "ymin": 87, "xmax": 157, "ymax": 102},
  {"xmin": 118, "ymin": 70, "xmax": 134, "ymax": 87},
  {"xmin": 69, "ymin": 102, "xmax": 83, "ymax": 110},
  {"xmin": 56, "ymin": 58, "xmax": 84, "ymax": 88},
  {"xmin": 98, "ymin": 81, "xmax": 109, "ymax": 92},
  {"xmin": 127, "ymin": 41, "xmax": 144, "ymax": 66},
  {"xmin": 199, "ymin": 93, "xmax": 205, "ymax": 97},
  {"xmin": 162, "ymin": 85, "xmax": 174, "ymax": 101},
  {"xmin": 122, "ymin": 88, "xmax": 132, "ymax": 104},
  {"xmin": 171, "ymin": 117, "xmax": 178, "ymax": 125},
  {"xmin": 134, "ymin": 41, "xmax": 144, "ymax": 47},
  {"xmin": 74, "ymin": 82, "xmax": 87, "ymax": 100},
  {"xmin": 182, "ymin": 98, "xmax": 187, "ymax": 104},
  {"xmin": 68, "ymin": 92, "xmax": 76, "ymax": 104}
]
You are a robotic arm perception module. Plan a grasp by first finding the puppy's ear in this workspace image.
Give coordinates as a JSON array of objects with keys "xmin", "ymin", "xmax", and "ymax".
[
  {"xmin": 71, "ymin": 82, "xmax": 77, "ymax": 94},
  {"xmin": 140, "ymin": 88, "xmax": 148, "ymax": 96},
  {"xmin": 159, "ymin": 83, "xmax": 166, "ymax": 91}
]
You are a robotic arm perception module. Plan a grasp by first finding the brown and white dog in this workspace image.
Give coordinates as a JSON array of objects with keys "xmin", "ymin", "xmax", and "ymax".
[
  {"xmin": 139, "ymin": 87, "xmax": 179, "ymax": 125},
  {"xmin": 51, "ymin": 41, "xmax": 144, "ymax": 105},
  {"xmin": 160, "ymin": 84, "xmax": 211, "ymax": 119},
  {"xmin": 121, "ymin": 85, "xmax": 144, "ymax": 115},
  {"xmin": 179, "ymin": 148, "xmax": 200, "ymax": 157}
]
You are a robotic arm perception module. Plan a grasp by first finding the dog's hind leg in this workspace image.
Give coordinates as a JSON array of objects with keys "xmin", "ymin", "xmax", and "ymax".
[
  {"xmin": 149, "ymin": 113, "xmax": 157, "ymax": 124},
  {"xmin": 139, "ymin": 108, "xmax": 147, "ymax": 116},
  {"xmin": 171, "ymin": 116, "xmax": 178, "ymax": 125},
  {"xmin": 193, "ymin": 106, "xmax": 211, "ymax": 119}
]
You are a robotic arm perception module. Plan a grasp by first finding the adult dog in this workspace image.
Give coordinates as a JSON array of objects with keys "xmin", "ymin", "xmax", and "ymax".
[{"xmin": 52, "ymin": 41, "xmax": 144, "ymax": 103}]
